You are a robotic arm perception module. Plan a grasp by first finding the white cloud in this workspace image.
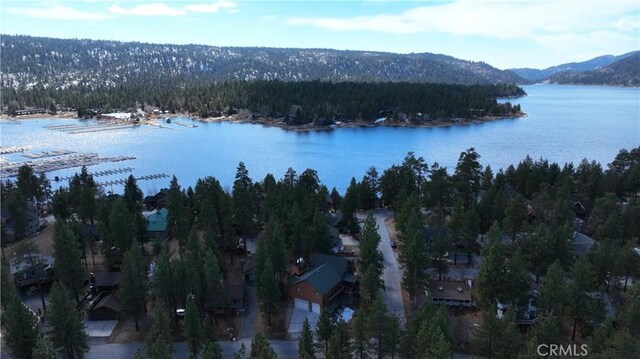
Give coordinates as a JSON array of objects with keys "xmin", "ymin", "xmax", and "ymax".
[
  {"xmin": 185, "ymin": 1, "xmax": 238, "ymax": 14},
  {"xmin": 109, "ymin": 3, "xmax": 186, "ymax": 17},
  {"xmin": 287, "ymin": 1, "xmax": 640, "ymax": 41},
  {"xmin": 4, "ymin": 4, "xmax": 109, "ymax": 20}
]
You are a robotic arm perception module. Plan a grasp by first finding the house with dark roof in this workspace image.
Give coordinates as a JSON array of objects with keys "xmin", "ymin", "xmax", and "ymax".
[
  {"xmin": 145, "ymin": 208, "xmax": 169, "ymax": 240},
  {"xmin": 289, "ymin": 253, "xmax": 357, "ymax": 313},
  {"xmin": 10, "ymin": 254, "xmax": 55, "ymax": 288},
  {"xmin": 428, "ymin": 280, "xmax": 476, "ymax": 308},
  {"xmin": 89, "ymin": 293, "xmax": 122, "ymax": 321}
]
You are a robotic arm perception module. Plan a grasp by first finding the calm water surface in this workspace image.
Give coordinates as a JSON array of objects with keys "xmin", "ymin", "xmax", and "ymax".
[{"xmin": 1, "ymin": 84, "xmax": 638, "ymax": 194}]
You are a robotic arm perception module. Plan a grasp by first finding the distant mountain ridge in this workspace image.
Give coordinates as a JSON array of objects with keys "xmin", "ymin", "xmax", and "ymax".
[
  {"xmin": 0, "ymin": 35, "xmax": 523, "ymax": 89},
  {"xmin": 546, "ymin": 52, "xmax": 640, "ymax": 87},
  {"xmin": 510, "ymin": 51, "xmax": 639, "ymax": 82}
]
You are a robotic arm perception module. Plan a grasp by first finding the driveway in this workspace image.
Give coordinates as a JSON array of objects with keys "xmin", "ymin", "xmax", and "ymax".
[
  {"xmin": 357, "ymin": 209, "xmax": 405, "ymax": 325},
  {"xmin": 287, "ymin": 308, "xmax": 319, "ymax": 338},
  {"xmin": 238, "ymin": 284, "xmax": 258, "ymax": 339}
]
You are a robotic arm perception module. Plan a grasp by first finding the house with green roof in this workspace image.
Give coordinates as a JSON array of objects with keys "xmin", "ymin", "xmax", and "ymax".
[
  {"xmin": 289, "ymin": 252, "xmax": 357, "ymax": 313},
  {"xmin": 145, "ymin": 208, "xmax": 169, "ymax": 240}
]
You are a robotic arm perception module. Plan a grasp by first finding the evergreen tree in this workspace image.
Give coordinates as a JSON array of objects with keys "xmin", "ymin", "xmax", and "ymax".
[
  {"xmin": 233, "ymin": 162, "xmax": 259, "ymax": 237},
  {"xmin": 185, "ymin": 295, "xmax": 202, "ymax": 357},
  {"xmin": 52, "ymin": 221, "xmax": 85, "ymax": 304},
  {"xmin": 250, "ymin": 332, "xmax": 278, "ymax": 359},
  {"xmin": 398, "ymin": 210, "xmax": 426, "ymax": 304},
  {"xmin": 1, "ymin": 295, "xmax": 39, "ymax": 359},
  {"xmin": 352, "ymin": 310, "xmax": 369, "ymax": 359},
  {"xmin": 358, "ymin": 213, "xmax": 384, "ymax": 302},
  {"xmin": 568, "ymin": 255, "xmax": 597, "ymax": 341},
  {"xmin": 326, "ymin": 330, "xmax": 345, "ymax": 359},
  {"xmin": 298, "ymin": 318, "xmax": 316, "ymax": 359},
  {"xmin": 107, "ymin": 198, "xmax": 134, "ymax": 266},
  {"xmin": 167, "ymin": 176, "xmax": 189, "ymax": 248},
  {"xmin": 202, "ymin": 340, "xmax": 224, "ymax": 359},
  {"xmin": 430, "ymin": 227, "xmax": 452, "ymax": 281},
  {"xmin": 120, "ymin": 239, "xmax": 147, "ymax": 332},
  {"xmin": 48, "ymin": 282, "xmax": 89, "ymax": 359},
  {"xmin": 316, "ymin": 309, "xmax": 334, "ymax": 354},
  {"xmin": 453, "ymin": 148, "xmax": 482, "ymax": 210},
  {"xmin": 258, "ymin": 258, "xmax": 280, "ymax": 325},
  {"xmin": 538, "ymin": 260, "xmax": 568, "ymax": 316},
  {"xmin": 32, "ymin": 335, "xmax": 60, "ymax": 359},
  {"xmin": 144, "ymin": 309, "xmax": 172, "ymax": 359}
]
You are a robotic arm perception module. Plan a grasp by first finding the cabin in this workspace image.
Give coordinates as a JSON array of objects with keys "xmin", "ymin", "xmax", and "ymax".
[
  {"xmin": 573, "ymin": 232, "xmax": 595, "ymax": 258},
  {"xmin": 326, "ymin": 211, "xmax": 347, "ymax": 233},
  {"xmin": 289, "ymin": 253, "xmax": 357, "ymax": 314},
  {"xmin": 143, "ymin": 189, "xmax": 170, "ymax": 210},
  {"xmin": 145, "ymin": 208, "xmax": 169, "ymax": 240},
  {"xmin": 10, "ymin": 254, "xmax": 55, "ymax": 288},
  {"xmin": 89, "ymin": 293, "xmax": 122, "ymax": 321},
  {"xmin": 427, "ymin": 280, "xmax": 476, "ymax": 308},
  {"xmin": 91, "ymin": 272, "xmax": 120, "ymax": 293}
]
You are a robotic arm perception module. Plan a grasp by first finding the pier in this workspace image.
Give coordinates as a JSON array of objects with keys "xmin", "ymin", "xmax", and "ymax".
[
  {"xmin": 174, "ymin": 121, "xmax": 199, "ymax": 128},
  {"xmin": 0, "ymin": 146, "xmax": 32, "ymax": 154},
  {"xmin": 58, "ymin": 167, "xmax": 135, "ymax": 181},
  {"xmin": 45, "ymin": 120, "xmax": 139, "ymax": 134},
  {"xmin": 98, "ymin": 173, "xmax": 170, "ymax": 187},
  {"xmin": 23, "ymin": 150, "xmax": 76, "ymax": 159},
  {"xmin": 0, "ymin": 154, "xmax": 136, "ymax": 178}
]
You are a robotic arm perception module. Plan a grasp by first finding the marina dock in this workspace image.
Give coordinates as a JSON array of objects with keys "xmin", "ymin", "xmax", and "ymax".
[
  {"xmin": 45, "ymin": 120, "xmax": 139, "ymax": 134},
  {"xmin": 23, "ymin": 150, "xmax": 76, "ymax": 159},
  {"xmin": 58, "ymin": 167, "xmax": 135, "ymax": 181},
  {"xmin": 98, "ymin": 173, "xmax": 170, "ymax": 187},
  {"xmin": 0, "ymin": 154, "xmax": 136, "ymax": 178},
  {"xmin": 0, "ymin": 146, "xmax": 32, "ymax": 154}
]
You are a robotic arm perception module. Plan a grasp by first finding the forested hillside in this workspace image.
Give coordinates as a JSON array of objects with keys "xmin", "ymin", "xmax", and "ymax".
[
  {"xmin": 547, "ymin": 53, "xmax": 640, "ymax": 87},
  {"xmin": 510, "ymin": 51, "xmax": 639, "ymax": 83},
  {"xmin": 0, "ymin": 35, "xmax": 523, "ymax": 89}
]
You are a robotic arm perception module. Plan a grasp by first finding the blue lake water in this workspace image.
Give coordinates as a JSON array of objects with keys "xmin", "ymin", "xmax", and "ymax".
[{"xmin": 1, "ymin": 84, "xmax": 639, "ymax": 195}]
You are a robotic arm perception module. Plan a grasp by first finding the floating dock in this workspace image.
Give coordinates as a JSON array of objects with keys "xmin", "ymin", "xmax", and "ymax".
[
  {"xmin": 175, "ymin": 121, "xmax": 199, "ymax": 128},
  {"xmin": 45, "ymin": 120, "xmax": 139, "ymax": 134},
  {"xmin": 98, "ymin": 173, "xmax": 170, "ymax": 187},
  {"xmin": 23, "ymin": 150, "xmax": 76, "ymax": 159},
  {"xmin": 58, "ymin": 167, "xmax": 135, "ymax": 181},
  {"xmin": 0, "ymin": 154, "xmax": 136, "ymax": 178},
  {"xmin": 0, "ymin": 146, "xmax": 32, "ymax": 155}
]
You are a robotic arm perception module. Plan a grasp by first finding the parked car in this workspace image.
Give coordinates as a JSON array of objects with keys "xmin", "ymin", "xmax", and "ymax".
[{"xmin": 390, "ymin": 241, "xmax": 397, "ymax": 248}]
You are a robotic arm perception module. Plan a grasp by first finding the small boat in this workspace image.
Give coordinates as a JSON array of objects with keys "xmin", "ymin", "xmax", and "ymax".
[{"xmin": 165, "ymin": 118, "xmax": 172, "ymax": 124}]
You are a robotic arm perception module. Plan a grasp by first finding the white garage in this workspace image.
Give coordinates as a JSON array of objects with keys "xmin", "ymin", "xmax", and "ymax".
[
  {"xmin": 294, "ymin": 298, "xmax": 309, "ymax": 311},
  {"xmin": 311, "ymin": 302, "xmax": 321, "ymax": 314}
]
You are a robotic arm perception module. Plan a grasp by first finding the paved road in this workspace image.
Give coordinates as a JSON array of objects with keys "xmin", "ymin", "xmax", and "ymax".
[
  {"xmin": 239, "ymin": 284, "xmax": 258, "ymax": 339},
  {"xmin": 357, "ymin": 209, "xmax": 406, "ymax": 325},
  {"xmin": 88, "ymin": 339, "xmax": 299, "ymax": 358}
]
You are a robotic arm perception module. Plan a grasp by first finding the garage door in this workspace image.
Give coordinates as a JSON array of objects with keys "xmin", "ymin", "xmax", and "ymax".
[
  {"xmin": 295, "ymin": 299, "xmax": 309, "ymax": 311},
  {"xmin": 311, "ymin": 303, "xmax": 321, "ymax": 314}
]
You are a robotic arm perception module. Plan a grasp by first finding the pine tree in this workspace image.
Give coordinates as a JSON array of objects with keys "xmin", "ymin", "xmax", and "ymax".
[
  {"xmin": 250, "ymin": 332, "xmax": 277, "ymax": 359},
  {"xmin": 202, "ymin": 340, "xmax": 223, "ymax": 359},
  {"xmin": 538, "ymin": 260, "xmax": 568, "ymax": 316},
  {"xmin": 233, "ymin": 162, "xmax": 259, "ymax": 237},
  {"xmin": 12, "ymin": 239, "xmax": 48, "ymax": 311},
  {"xmin": 52, "ymin": 221, "xmax": 85, "ymax": 304},
  {"xmin": 48, "ymin": 282, "xmax": 89, "ymax": 359},
  {"xmin": 326, "ymin": 330, "xmax": 344, "ymax": 359},
  {"xmin": 359, "ymin": 213, "xmax": 384, "ymax": 303},
  {"xmin": 144, "ymin": 309, "xmax": 172, "ymax": 359},
  {"xmin": 32, "ymin": 335, "xmax": 60, "ymax": 359},
  {"xmin": 185, "ymin": 295, "xmax": 202, "ymax": 356},
  {"xmin": 258, "ymin": 258, "xmax": 280, "ymax": 326},
  {"xmin": 1, "ymin": 295, "xmax": 39, "ymax": 359},
  {"xmin": 298, "ymin": 318, "xmax": 316, "ymax": 359},
  {"xmin": 398, "ymin": 210, "xmax": 426, "ymax": 304},
  {"xmin": 316, "ymin": 309, "xmax": 334, "ymax": 354},
  {"xmin": 120, "ymin": 239, "xmax": 147, "ymax": 332}
]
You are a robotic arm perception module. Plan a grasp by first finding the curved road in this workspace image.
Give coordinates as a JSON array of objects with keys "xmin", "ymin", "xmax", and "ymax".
[{"xmin": 357, "ymin": 209, "xmax": 406, "ymax": 325}]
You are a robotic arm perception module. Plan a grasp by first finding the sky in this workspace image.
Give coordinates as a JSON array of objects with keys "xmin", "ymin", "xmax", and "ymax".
[{"xmin": 1, "ymin": 0, "xmax": 639, "ymax": 69}]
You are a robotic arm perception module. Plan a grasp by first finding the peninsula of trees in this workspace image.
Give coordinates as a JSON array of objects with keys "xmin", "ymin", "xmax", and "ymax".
[{"xmin": 3, "ymin": 80, "xmax": 524, "ymax": 125}]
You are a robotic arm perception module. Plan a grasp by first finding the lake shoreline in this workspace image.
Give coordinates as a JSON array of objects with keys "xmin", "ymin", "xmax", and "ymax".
[{"xmin": 1, "ymin": 112, "xmax": 527, "ymax": 131}]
